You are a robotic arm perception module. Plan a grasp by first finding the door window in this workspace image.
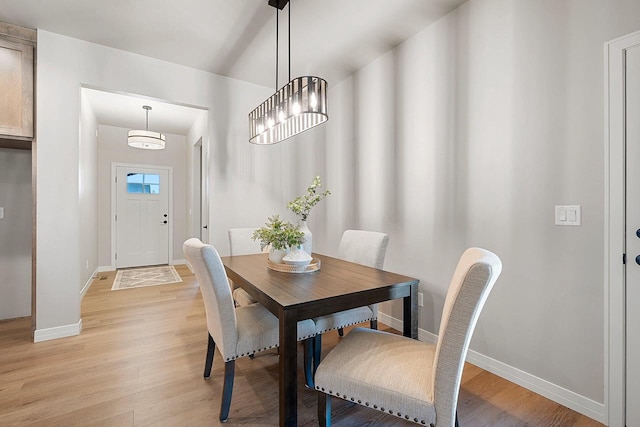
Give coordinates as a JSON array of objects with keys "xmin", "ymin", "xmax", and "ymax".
[{"xmin": 126, "ymin": 173, "xmax": 160, "ymax": 194}]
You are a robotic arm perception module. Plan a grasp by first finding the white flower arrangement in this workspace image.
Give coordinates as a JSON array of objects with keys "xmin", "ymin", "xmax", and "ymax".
[{"xmin": 287, "ymin": 176, "xmax": 331, "ymax": 221}]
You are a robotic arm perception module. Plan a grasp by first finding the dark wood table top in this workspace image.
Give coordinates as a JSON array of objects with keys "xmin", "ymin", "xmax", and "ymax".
[{"xmin": 221, "ymin": 252, "xmax": 419, "ymax": 319}]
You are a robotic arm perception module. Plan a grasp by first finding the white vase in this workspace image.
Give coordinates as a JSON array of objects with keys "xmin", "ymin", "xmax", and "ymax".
[
  {"xmin": 269, "ymin": 248, "xmax": 288, "ymax": 264},
  {"xmin": 299, "ymin": 220, "xmax": 313, "ymax": 256}
]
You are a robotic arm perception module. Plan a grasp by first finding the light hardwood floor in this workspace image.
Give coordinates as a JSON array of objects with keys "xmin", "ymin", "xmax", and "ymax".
[{"xmin": 0, "ymin": 265, "xmax": 603, "ymax": 426}]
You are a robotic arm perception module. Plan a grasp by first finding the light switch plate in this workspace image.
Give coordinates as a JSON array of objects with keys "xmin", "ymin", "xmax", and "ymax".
[
  {"xmin": 0, "ymin": 207, "xmax": 4, "ymax": 219},
  {"xmin": 555, "ymin": 205, "xmax": 581, "ymax": 226}
]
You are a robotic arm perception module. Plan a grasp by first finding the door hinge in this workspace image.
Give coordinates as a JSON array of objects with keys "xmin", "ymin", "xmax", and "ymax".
[
  {"xmin": 623, "ymin": 253, "xmax": 626, "ymax": 264},
  {"xmin": 115, "ymin": 214, "xmax": 117, "ymax": 221},
  {"xmin": 115, "ymin": 253, "xmax": 117, "ymax": 260},
  {"xmin": 115, "ymin": 176, "xmax": 117, "ymax": 183}
]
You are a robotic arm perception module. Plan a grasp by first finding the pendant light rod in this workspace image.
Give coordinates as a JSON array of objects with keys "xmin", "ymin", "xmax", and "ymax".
[
  {"xmin": 143, "ymin": 105, "xmax": 151, "ymax": 130},
  {"xmin": 273, "ymin": 1, "xmax": 291, "ymax": 89},
  {"xmin": 275, "ymin": 8, "xmax": 279, "ymax": 90},
  {"xmin": 288, "ymin": 0, "xmax": 291, "ymax": 82}
]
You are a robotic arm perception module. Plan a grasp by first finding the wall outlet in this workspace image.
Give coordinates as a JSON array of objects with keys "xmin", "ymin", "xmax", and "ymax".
[{"xmin": 418, "ymin": 292, "xmax": 424, "ymax": 307}]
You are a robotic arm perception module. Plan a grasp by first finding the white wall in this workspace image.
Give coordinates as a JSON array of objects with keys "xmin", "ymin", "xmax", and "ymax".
[
  {"xmin": 0, "ymin": 148, "xmax": 31, "ymax": 320},
  {"xmin": 35, "ymin": 30, "xmax": 279, "ymax": 334},
  {"xmin": 96, "ymin": 124, "xmax": 188, "ymax": 266},
  {"xmin": 79, "ymin": 91, "xmax": 98, "ymax": 292},
  {"xmin": 303, "ymin": 0, "xmax": 640, "ymax": 419}
]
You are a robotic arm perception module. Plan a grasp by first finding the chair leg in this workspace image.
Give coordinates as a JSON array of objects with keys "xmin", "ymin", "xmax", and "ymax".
[
  {"xmin": 220, "ymin": 360, "xmax": 235, "ymax": 422},
  {"xmin": 370, "ymin": 319, "xmax": 378, "ymax": 330},
  {"xmin": 338, "ymin": 327, "xmax": 344, "ymax": 337},
  {"xmin": 313, "ymin": 334, "xmax": 322, "ymax": 374},
  {"xmin": 303, "ymin": 337, "xmax": 314, "ymax": 388},
  {"xmin": 318, "ymin": 393, "xmax": 331, "ymax": 427},
  {"xmin": 204, "ymin": 333, "xmax": 215, "ymax": 379}
]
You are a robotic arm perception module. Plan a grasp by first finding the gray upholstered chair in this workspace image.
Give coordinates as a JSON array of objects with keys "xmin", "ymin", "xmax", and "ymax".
[
  {"xmin": 227, "ymin": 228, "xmax": 260, "ymax": 307},
  {"xmin": 314, "ymin": 247, "xmax": 502, "ymax": 427},
  {"xmin": 183, "ymin": 238, "xmax": 316, "ymax": 422},
  {"xmin": 312, "ymin": 230, "xmax": 388, "ymax": 371}
]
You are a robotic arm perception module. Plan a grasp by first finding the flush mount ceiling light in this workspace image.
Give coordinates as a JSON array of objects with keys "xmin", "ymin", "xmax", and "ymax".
[
  {"xmin": 128, "ymin": 105, "xmax": 166, "ymax": 150},
  {"xmin": 248, "ymin": 0, "xmax": 328, "ymax": 145}
]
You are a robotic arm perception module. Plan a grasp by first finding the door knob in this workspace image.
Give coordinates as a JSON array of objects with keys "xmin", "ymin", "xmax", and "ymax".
[
  {"xmin": 203, "ymin": 225, "xmax": 208, "ymax": 229},
  {"xmin": 162, "ymin": 220, "xmax": 168, "ymax": 224},
  {"xmin": 164, "ymin": 214, "xmax": 168, "ymax": 218},
  {"xmin": 636, "ymin": 255, "xmax": 640, "ymax": 265},
  {"xmin": 636, "ymin": 229, "xmax": 640, "ymax": 238}
]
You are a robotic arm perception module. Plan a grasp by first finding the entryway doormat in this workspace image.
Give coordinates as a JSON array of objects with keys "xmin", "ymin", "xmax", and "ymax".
[{"xmin": 111, "ymin": 265, "xmax": 182, "ymax": 291}]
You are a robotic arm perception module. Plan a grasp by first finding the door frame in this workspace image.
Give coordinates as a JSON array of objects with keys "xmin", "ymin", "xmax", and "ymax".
[
  {"xmin": 200, "ymin": 141, "xmax": 209, "ymax": 243},
  {"xmin": 110, "ymin": 162, "xmax": 174, "ymax": 269},
  {"xmin": 605, "ymin": 29, "xmax": 640, "ymax": 427}
]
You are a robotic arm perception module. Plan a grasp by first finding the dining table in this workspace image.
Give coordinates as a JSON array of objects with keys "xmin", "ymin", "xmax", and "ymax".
[{"xmin": 221, "ymin": 252, "xmax": 419, "ymax": 427}]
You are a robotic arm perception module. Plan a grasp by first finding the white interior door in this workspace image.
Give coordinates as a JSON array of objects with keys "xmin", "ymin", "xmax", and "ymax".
[
  {"xmin": 116, "ymin": 166, "xmax": 169, "ymax": 268},
  {"xmin": 626, "ymin": 43, "xmax": 640, "ymax": 427}
]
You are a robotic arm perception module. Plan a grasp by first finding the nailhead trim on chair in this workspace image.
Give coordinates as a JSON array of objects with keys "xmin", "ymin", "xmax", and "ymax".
[
  {"xmin": 315, "ymin": 386, "xmax": 430, "ymax": 426},
  {"xmin": 316, "ymin": 318, "xmax": 375, "ymax": 334},
  {"xmin": 222, "ymin": 332, "xmax": 316, "ymax": 361},
  {"xmin": 224, "ymin": 345, "xmax": 278, "ymax": 361}
]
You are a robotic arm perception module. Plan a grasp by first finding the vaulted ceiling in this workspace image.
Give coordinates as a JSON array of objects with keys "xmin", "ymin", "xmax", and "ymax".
[
  {"xmin": 2, "ymin": 0, "xmax": 467, "ymax": 134},
  {"xmin": 0, "ymin": 0, "xmax": 467, "ymax": 88}
]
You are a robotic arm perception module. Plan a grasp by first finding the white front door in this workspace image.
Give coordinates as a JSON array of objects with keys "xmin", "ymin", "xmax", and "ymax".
[
  {"xmin": 116, "ymin": 166, "xmax": 169, "ymax": 268},
  {"xmin": 626, "ymin": 42, "xmax": 640, "ymax": 427}
]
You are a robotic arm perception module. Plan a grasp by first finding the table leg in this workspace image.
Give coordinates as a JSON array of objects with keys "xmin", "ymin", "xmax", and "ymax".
[
  {"xmin": 279, "ymin": 309, "xmax": 298, "ymax": 426},
  {"xmin": 403, "ymin": 282, "xmax": 419, "ymax": 339}
]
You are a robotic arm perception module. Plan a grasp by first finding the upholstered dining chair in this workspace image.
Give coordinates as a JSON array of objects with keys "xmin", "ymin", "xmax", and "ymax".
[
  {"xmin": 314, "ymin": 247, "xmax": 502, "ymax": 427},
  {"xmin": 312, "ymin": 230, "xmax": 388, "ymax": 371},
  {"xmin": 227, "ymin": 228, "xmax": 260, "ymax": 307},
  {"xmin": 183, "ymin": 238, "xmax": 316, "ymax": 422}
]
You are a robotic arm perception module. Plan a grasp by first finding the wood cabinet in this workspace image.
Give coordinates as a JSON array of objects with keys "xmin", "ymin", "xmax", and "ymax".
[{"xmin": 0, "ymin": 22, "xmax": 35, "ymax": 147}]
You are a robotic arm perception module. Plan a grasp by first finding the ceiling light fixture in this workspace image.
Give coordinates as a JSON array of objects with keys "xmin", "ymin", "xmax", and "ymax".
[
  {"xmin": 248, "ymin": 0, "xmax": 328, "ymax": 145},
  {"xmin": 128, "ymin": 105, "xmax": 166, "ymax": 150}
]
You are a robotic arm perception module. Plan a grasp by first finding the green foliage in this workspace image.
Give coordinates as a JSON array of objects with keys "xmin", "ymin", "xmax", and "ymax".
[
  {"xmin": 252, "ymin": 215, "xmax": 305, "ymax": 251},
  {"xmin": 287, "ymin": 176, "xmax": 331, "ymax": 221}
]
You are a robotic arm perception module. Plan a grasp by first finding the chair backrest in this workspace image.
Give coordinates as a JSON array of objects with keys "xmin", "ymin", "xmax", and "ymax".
[
  {"xmin": 431, "ymin": 247, "xmax": 502, "ymax": 427},
  {"xmin": 228, "ymin": 228, "xmax": 262, "ymax": 255},
  {"xmin": 337, "ymin": 230, "xmax": 389, "ymax": 269},
  {"xmin": 183, "ymin": 238, "xmax": 238, "ymax": 359}
]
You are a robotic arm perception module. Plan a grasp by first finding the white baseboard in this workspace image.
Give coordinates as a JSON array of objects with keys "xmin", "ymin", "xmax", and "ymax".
[
  {"xmin": 465, "ymin": 349, "xmax": 605, "ymax": 423},
  {"xmin": 80, "ymin": 268, "xmax": 99, "ymax": 299},
  {"xmin": 98, "ymin": 262, "xmax": 185, "ymax": 271},
  {"xmin": 185, "ymin": 260, "xmax": 193, "ymax": 273},
  {"xmin": 376, "ymin": 312, "xmax": 605, "ymax": 424},
  {"xmin": 34, "ymin": 319, "xmax": 82, "ymax": 342}
]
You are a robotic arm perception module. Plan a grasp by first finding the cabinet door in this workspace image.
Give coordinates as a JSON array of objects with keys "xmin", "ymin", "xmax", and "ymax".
[{"xmin": 0, "ymin": 37, "xmax": 33, "ymax": 138}]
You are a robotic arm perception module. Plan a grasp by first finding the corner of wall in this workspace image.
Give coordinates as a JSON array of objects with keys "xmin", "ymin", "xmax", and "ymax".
[{"xmin": 34, "ymin": 318, "xmax": 82, "ymax": 342}]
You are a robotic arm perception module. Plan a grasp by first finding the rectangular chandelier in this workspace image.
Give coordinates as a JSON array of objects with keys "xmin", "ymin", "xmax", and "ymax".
[{"xmin": 249, "ymin": 76, "xmax": 328, "ymax": 145}]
